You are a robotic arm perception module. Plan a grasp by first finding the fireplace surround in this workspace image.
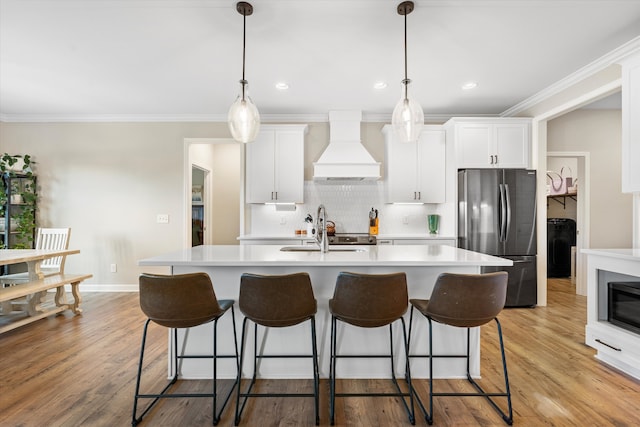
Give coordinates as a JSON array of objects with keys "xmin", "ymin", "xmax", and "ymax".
[{"xmin": 584, "ymin": 248, "xmax": 640, "ymax": 380}]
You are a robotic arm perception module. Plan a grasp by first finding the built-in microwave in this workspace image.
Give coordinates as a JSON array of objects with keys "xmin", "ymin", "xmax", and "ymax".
[{"xmin": 608, "ymin": 281, "xmax": 640, "ymax": 335}]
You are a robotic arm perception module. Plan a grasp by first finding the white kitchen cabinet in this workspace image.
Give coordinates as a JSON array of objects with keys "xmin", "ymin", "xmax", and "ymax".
[
  {"xmin": 446, "ymin": 118, "xmax": 531, "ymax": 169},
  {"xmin": 621, "ymin": 51, "xmax": 640, "ymax": 193},
  {"xmin": 383, "ymin": 125, "xmax": 446, "ymax": 203},
  {"xmin": 245, "ymin": 124, "xmax": 308, "ymax": 203}
]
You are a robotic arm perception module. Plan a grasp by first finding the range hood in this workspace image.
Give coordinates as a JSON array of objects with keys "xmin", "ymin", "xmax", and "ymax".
[{"xmin": 313, "ymin": 110, "xmax": 381, "ymax": 181}]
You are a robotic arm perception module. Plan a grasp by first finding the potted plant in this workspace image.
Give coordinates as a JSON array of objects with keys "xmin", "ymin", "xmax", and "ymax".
[
  {"xmin": 0, "ymin": 153, "xmax": 35, "ymax": 176},
  {"xmin": 0, "ymin": 153, "xmax": 37, "ymax": 249}
]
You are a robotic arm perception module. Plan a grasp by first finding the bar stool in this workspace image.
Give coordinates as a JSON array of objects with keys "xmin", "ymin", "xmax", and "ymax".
[
  {"xmin": 329, "ymin": 271, "xmax": 415, "ymax": 425},
  {"xmin": 408, "ymin": 271, "xmax": 513, "ymax": 425},
  {"xmin": 235, "ymin": 272, "xmax": 319, "ymax": 426},
  {"xmin": 132, "ymin": 273, "xmax": 239, "ymax": 426}
]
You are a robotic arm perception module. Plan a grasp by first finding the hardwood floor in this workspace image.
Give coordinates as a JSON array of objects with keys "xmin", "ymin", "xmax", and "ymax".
[{"xmin": 1, "ymin": 279, "xmax": 639, "ymax": 426}]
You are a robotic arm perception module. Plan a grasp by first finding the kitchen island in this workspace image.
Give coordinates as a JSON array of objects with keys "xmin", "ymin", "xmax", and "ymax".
[{"xmin": 138, "ymin": 244, "xmax": 511, "ymax": 380}]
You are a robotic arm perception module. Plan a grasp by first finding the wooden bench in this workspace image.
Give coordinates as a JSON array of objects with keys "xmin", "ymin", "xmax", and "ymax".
[{"xmin": 0, "ymin": 273, "xmax": 92, "ymax": 334}]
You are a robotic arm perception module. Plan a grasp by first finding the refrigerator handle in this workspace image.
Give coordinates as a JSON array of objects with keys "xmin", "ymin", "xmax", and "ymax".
[
  {"xmin": 504, "ymin": 183, "xmax": 512, "ymax": 242},
  {"xmin": 499, "ymin": 184, "xmax": 506, "ymax": 242}
]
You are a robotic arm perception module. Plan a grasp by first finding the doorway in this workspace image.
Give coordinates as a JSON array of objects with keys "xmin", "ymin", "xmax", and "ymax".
[
  {"xmin": 191, "ymin": 165, "xmax": 207, "ymax": 246},
  {"xmin": 546, "ymin": 153, "xmax": 590, "ymax": 295},
  {"xmin": 183, "ymin": 138, "xmax": 243, "ymax": 248}
]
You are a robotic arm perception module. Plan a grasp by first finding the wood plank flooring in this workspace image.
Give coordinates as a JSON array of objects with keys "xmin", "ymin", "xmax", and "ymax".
[{"xmin": 1, "ymin": 279, "xmax": 639, "ymax": 426}]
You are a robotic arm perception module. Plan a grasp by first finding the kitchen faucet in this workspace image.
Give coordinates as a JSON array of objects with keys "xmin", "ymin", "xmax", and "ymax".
[{"xmin": 315, "ymin": 204, "xmax": 329, "ymax": 253}]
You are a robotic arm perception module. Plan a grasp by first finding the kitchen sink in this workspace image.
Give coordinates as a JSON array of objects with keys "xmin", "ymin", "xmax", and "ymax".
[{"xmin": 279, "ymin": 246, "xmax": 366, "ymax": 252}]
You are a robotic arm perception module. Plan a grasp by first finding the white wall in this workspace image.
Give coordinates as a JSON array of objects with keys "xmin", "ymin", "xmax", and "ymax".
[
  {"xmin": 547, "ymin": 109, "xmax": 632, "ymax": 248},
  {"xmin": 0, "ymin": 121, "xmax": 230, "ymax": 288}
]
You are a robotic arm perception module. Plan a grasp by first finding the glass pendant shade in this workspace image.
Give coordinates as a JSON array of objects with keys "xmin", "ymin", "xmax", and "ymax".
[
  {"xmin": 228, "ymin": 81, "xmax": 260, "ymax": 143},
  {"xmin": 392, "ymin": 80, "xmax": 424, "ymax": 143}
]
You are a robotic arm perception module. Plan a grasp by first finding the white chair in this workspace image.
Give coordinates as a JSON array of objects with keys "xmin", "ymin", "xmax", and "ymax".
[{"xmin": 33, "ymin": 227, "xmax": 72, "ymax": 276}]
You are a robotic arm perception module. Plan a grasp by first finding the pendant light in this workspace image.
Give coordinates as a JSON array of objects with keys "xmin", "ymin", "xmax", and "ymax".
[
  {"xmin": 392, "ymin": 1, "xmax": 424, "ymax": 143},
  {"xmin": 228, "ymin": 1, "xmax": 260, "ymax": 143}
]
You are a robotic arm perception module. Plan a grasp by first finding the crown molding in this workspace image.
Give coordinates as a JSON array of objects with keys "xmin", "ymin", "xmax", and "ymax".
[
  {"xmin": 0, "ymin": 111, "xmax": 501, "ymax": 124},
  {"xmin": 501, "ymin": 35, "xmax": 640, "ymax": 117}
]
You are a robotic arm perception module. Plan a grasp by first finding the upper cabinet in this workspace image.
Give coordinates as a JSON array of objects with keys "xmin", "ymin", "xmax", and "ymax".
[
  {"xmin": 245, "ymin": 124, "xmax": 308, "ymax": 204},
  {"xmin": 383, "ymin": 125, "xmax": 446, "ymax": 203},
  {"xmin": 621, "ymin": 51, "xmax": 640, "ymax": 193},
  {"xmin": 446, "ymin": 118, "xmax": 531, "ymax": 169}
]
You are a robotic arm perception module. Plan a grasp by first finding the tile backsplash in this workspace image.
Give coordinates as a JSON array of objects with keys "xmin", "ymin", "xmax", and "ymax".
[{"xmin": 248, "ymin": 181, "xmax": 455, "ymax": 236}]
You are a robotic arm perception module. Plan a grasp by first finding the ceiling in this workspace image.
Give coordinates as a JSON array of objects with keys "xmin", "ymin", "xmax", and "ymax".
[{"xmin": 1, "ymin": 0, "xmax": 639, "ymax": 122}]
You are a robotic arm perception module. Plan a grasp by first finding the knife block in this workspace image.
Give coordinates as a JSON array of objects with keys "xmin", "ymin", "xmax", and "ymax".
[{"xmin": 369, "ymin": 218, "xmax": 379, "ymax": 235}]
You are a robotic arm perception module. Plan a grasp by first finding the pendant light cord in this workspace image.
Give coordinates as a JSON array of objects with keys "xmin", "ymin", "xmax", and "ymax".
[
  {"xmin": 402, "ymin": 10, "xmax": 409, "ymax": 100},
  {"xmin": 404, "ymin": 12, "xmax": 408, "ymax": 83},
  {"xmin": 241, "ymin": 12, "xmax": 247, "ymax": 100}
]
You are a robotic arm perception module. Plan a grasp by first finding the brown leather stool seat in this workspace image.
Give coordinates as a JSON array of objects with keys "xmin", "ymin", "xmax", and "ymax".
[
  {"xmin": 408, "ymin": 271, "xmax": 513, "ymax": 425},
  {"xmin": 234, "ymin": 272, "xmax": 319, "ymax": 426},
  {"xmin": 132, "ymin": 273, "xmax": 239, "ymax": 426},
  {"xmin": 329, "ymin": 271, "xmax": 415, "ymax": 425}
]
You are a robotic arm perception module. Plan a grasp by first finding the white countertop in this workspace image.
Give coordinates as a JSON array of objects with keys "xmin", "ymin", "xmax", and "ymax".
[
  {"xmin": 581, "ymin": 248, "xmax": 640, "ymax": 262},
  {"xmin": 138, "ymin": 244, "xmax": 511, "ymax": 267}
]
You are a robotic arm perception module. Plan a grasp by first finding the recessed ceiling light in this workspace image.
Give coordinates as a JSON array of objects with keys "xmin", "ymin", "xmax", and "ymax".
[
  {"xmin": 275, "ymin": 82, "xmax": 289, "ymax": 90},
  {"xmin": 373, "ymin": 81, "xmax": 387, "ymax": 90},
  {"xmin": 461, "ymin": 81, "xmax": 478, "ymax": 90}
]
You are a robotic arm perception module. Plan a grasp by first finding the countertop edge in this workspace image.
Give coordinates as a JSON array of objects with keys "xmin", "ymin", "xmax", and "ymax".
[{"xmin": 582, "ymin": 248, "xmax": 640, "ymax": 262}]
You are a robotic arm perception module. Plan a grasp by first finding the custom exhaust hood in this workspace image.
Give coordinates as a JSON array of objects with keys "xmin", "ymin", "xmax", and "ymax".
[{"xmin": 313, "ymin": 110, "xmax": 381, "ymax": 181}]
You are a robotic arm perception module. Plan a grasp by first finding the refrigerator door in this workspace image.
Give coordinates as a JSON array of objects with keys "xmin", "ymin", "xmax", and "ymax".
[
  {"xmin": 458, "ymin": 169, "xmax": 502, "ymax": 255},
  {"xmin": 483, "ymin": 255, "xmax": 537, "ymax": 307},
  {"xmin": 503, "ymin": 169, "xmax": 537, "ymax": 256}
]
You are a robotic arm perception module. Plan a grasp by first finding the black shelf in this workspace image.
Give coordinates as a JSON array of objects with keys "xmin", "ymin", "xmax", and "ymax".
[
  {"xmin": 547, "ymin": 192, "xmax": 577, "ymax": 209},
  {"xmin": 1, "ymin": 172, "xmax": 37, "ymax": 250}
]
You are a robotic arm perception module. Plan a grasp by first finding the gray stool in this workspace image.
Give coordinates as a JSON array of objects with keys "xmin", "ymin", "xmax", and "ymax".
[
  {"xmin": 408, "ymin": 271, "xmax": 513, "ymax": 425},
  {"xmin": 235, "ymin": 272, "xmax": 319, "ymax": 426},
  {"xmin": 132, "ymin": 272, "xmax": 238, "ymax": 426},
  {"xmin": 329, "ymin": 271, "xmax": 415, "ymax": 425}
]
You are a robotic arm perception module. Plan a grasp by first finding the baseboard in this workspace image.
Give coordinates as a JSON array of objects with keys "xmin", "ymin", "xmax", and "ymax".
[{"xmin": 53, "ymin": 283, "xmax": 139, "ymax": 292}]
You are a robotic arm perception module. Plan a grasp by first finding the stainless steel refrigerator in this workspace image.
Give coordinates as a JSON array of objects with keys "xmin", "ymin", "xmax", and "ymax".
[{"xmin": 458, "ymin": 169, "xmax": 537, "ymax": 307}]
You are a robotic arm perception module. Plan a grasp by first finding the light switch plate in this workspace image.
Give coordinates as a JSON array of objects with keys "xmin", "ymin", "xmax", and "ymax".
[{"xmin": 157, "ymin": 214, "xmax": 169, "ymax": 224}]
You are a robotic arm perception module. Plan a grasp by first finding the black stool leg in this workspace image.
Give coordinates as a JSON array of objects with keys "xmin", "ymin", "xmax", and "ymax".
[
  {"xmin": 212, "ymin": 306, "xmax": 240, "ymax": 425},
  {"xmin": 387, "ymin": 321, "xmax": 415, "ymax": 424},
  {"xmin": 213, "ymin": 316, "xmax": 218, "ymax": 424},
  {"xmin": 132, "ymin": 319, "xmax": 150, "ymax": 426},
  {"xmin": 400, "ymin": 317, "xmax": 416, "ymax": 425},
  {"xmin": 132, "ymin": 321, "xmax": 180, "ymax": 426},
  {"xmin": 234, "ymin": 317, "xmax": 250, "ymax": 426},
  {"xmin": 427, "ymin": 317, "xmax": 434, "ymax": 425},
  {"xmin": 497, "ymin": 319, "xmax": 513, "ymax": 424},
  {"xmin": 311, "ymin": 317, "xmax": 320, "ymax": 425},
  {"xmin": 329, "ymin": 315, "xmax": 337, "ymax": 426}
]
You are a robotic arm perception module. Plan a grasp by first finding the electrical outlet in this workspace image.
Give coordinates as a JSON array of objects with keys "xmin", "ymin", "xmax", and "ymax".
[
  {"xmin": 280, "ymin": 216, "xmax": 286, "ymax": 225},
  {"xmin": 402, "ymin": 216, "xmax": 409, "ymax": 224},
  {"xmin": 110, "ymin": 263, "xmax": 117, "ymax": 273},
  {"xmin": 157, "ymin": 214, "xmax": 169, "ymax": 224}
]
